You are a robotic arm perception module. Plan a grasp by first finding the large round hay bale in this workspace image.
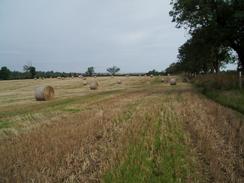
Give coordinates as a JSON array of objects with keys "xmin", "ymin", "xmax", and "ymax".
[
  {"xmin": 89, "ymin": 81, "xmax": 99, "ymax": 90},
  {"xmin": 83, "ymin": 81, "xmax": 88, "ymax": 86},
  {"xmin": 161, "ymin": 78, "xmax": 165, "ymax": 83},
  {"xmin": 35, "ymin": 86, "xmax": 55, "ymax": 101},
  {"xmin": 117, "ymin": 80, "xmax": 122, "ymax": 84},
  {"xmin": 169, "ymin": 78, "xmax": 177, "ymax": 85}
]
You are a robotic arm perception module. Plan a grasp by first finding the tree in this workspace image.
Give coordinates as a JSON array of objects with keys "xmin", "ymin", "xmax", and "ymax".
[
  {"xmin": 85, "ymin": 67, "xmax": 95, "ymax": 76},
  {"xmin": 147, "ymin": 69, "xmax": 163, "ymax": 76},
  {"xmin": 23, "ymin": 65, "xmax": 36, "ymax": 78},
  {"xmin": 29, "ymin": 66, "xmax": 36, "ymax": 78},
  {"xmin": 175, "ymin": 31, "xmax": 234, "ymax": 75},
  {"xmin": 165, "ymin": 62, "xmax": 183, "ymax": 74},
  {"xmin": 170, "ymin": 0, "xmax": 244, "ymax": 70},
  {"xmin": 0, "ymin": 66, "xmax": 11, "ymax": 80},
  {"xmin": 106, "ymin": 66, "xmax": 120, "ymax": 75}
]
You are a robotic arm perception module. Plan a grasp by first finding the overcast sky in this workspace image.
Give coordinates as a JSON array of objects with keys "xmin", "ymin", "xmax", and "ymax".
[{"xmin": 0, "ymin": 0, "xmax": 187, "ymax": 73}]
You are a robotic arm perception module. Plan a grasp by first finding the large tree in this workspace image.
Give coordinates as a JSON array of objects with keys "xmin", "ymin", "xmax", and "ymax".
[
  {"xmin": 106, "ymin": 66, "xmax": 120, "ymax": 75},
  {"xmin": 176, "ymin": 27, "xmax": 234, "ymax": 74},
  {"xmin": 23, "ymin": 65, "xmax": 36, "ymax": 78},
  {"xmin": 170, "ymin": 0, "xmax": 244, "ymax": 70},
  {"xmin": 85, "ymin": 67, "xmax": 95, "ymax": 76},
  {"xmin": 0, "ymin": 66, "xmax": 11, "ymax": 80}
]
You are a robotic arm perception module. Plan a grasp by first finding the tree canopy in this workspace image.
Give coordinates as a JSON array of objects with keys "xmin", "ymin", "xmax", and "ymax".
[
  {"xmin": 169, "ymin": 0, "xmax": 244, "ymax": 73},
  {"xmin": 106, "ymin": 66, "xmax": 120, "ymax": 75},
  {"xmin": 0, "ymin": 66, "xmax": 11, "ymax": 80},
  {"xmin": 23, "ymin": 65, "xmax": 36, "ymax": 79},
  {"xmin": 85, "ymin": 67, "xmax": 95, "ymax": 76}
]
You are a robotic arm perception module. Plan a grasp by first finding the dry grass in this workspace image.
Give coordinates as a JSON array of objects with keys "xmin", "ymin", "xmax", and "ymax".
[
  {"xmin": 0, "ymin": 76, "xmax": 243, "ymax": 182},
  {"xmin": 174, "ymin": 90, "xmax": 244, "ymax": 183}
]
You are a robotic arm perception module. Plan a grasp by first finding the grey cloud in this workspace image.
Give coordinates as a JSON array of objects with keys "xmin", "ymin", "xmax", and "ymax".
[{"xmin": 0, "ymin": 0, "xmax": 186, "ymax": 73}]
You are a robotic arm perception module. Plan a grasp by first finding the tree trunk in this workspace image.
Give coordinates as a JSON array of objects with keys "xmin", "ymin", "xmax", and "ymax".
[
  {"xmin": 213, "ymin": 60, "xmax": 219, "ymax": 73},
  {"xmin": 239, "ymin": 71, "xmax": 242, "ymax": 89},
  {"xmin": 235, "ymin": 48, "xmax": 243, "ymax": 89},
  {"xmin": 231, "ymin": 41, "xmax": 244, "ymax": 71},
  {"xmin": 235, "ymin": 47, "xmax": 244, "ymax": 71}
]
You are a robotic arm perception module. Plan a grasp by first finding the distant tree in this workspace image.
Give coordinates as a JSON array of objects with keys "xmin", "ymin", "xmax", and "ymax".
[
  {"xmin": 107, "ymin": 66, "xmax": 120, "ymax": 75},
  {"xmin": 0, "ymin": 66, "xmax": 11, "ymax": 80},
  {"xmin": 85, "ymin": 67, "xmax": 95, "ymax": 76},
  {"xmin": 23, "ymin": 65, "xmax": 29, "ymax": 72},
  {"xmin": 29, "ymin": 66, "xmax": 36, "ymax": 78},
  {"xmin": 23, "ymin": 65, "xmax": 36, "ymax": 78},
  {"xmin": 147, "ymin": 69, "xmax": 162, "ymax": 76}
]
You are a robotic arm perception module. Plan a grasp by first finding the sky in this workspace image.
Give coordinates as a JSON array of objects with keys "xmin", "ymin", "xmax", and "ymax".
[{"xmin": 0, "ymin": 0, "xmax": 188, "ymax": 73}]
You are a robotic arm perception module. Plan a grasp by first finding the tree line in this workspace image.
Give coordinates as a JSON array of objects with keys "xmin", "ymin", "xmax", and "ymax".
[
  {"xmin": 0, "ymin": 65, "xmax": 80, "ymax": 80},
  {"xmin": 0, "ymin": 65, "xmax": 124, "ymax": 80},
  {"xmin": 166, "ymin": 0, "xmax": 244, "ymax": 75}
]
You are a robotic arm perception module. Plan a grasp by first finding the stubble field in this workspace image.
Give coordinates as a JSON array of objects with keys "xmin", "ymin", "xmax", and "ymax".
[{"xmin": 0, "ymin": 76, "xmax": 243, "ymax": 183}]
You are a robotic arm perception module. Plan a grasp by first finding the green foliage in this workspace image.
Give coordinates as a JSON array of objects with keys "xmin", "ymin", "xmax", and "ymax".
[
  {"xmin": 0, "ymin": 120, "xmax": 11, "ymax": 129},
  {"xmin": 23, "ymin": 65, "xmax": 36, "ymax": 79},
  {"xmin": 85, "ymin": 67, "xmax": 95, "ymax": 76},
  {"xmin": 0, "ymin": 66, "xmax": 11, "ymax": 80},
  {"xmin": 194, "ymin": 73, "xmax": 241, "ymax": 90},
  {"xmin": 170, "ymin": 0, "xmax": 244, "ymax": 71},
  {"xmin": 165, "ymin": 62, "xmax": 182, "ymax": 74},
  {"xmin": 172, "ymin": 29, "xmax": 235, "ymax": 74},
  {"xmin": 29, "ymin": 66, "xmax": 36, "ymax": 78},
  {"xmin": 147, "ymin": 69, "xmax": 164, "ymax": 76},
  {"xmin": 193, "ymin": 73, "xmax": 244, "ymax": 113},
  {"xmin": 107, "ymin": 66, "xmax": 120, "ymax": 75},
  {"xmin": 202, "ymin": 89, "xmax": 244, "ymax": 115}
]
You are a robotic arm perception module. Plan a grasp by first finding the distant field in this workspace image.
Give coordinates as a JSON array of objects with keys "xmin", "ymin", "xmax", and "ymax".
[
  {"xmin": 0, "ymin": 76, "xmax": 243, "ymax": 182},
  {"xmin": 0, "ymin": 77, "xmax": 146, "ymax": 133}
]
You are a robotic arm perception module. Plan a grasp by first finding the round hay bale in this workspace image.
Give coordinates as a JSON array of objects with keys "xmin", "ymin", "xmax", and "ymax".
[
  {"xmin": 169, "ymin": 78, "xmax": 177, "ymax": 85},
  {"xmin": 117, "ymin": 80, "xmax": 122, "ymax": 84},
  {"xmin": 83, "ymin": 77, "xmax": 87, "ymax": 80},
  {"xmin": 35, "ymin": 86, "xmax": 55, "ymax": 101},
  {"xmin": 89, "ymin": 81, "xmax": 99, "ymax": 90},
  {"xmin": 83, "ymin": 81, "xmax": 88, "ymax": 86},
  {"xmin": 150, "ymin": 75, "xmax": 153, "ymax": 78},
  {"xmin": 161, "ymin": 78, "xmax": 165, "ymax": 83}
]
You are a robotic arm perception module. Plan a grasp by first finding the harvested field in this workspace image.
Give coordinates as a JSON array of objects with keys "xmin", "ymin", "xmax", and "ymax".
[{"xmin": 0, "ymin": 77, "xmax": 243, "ymax": 182}]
